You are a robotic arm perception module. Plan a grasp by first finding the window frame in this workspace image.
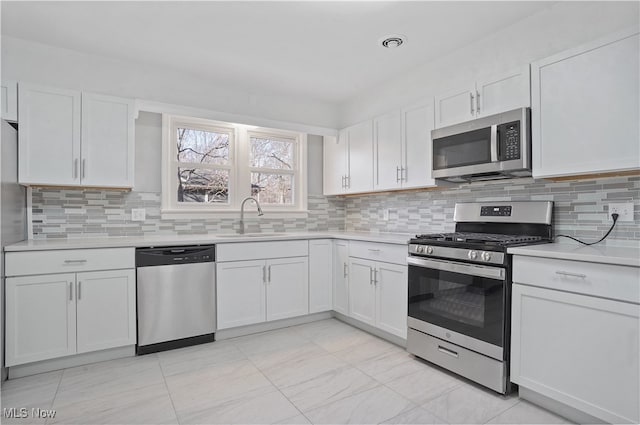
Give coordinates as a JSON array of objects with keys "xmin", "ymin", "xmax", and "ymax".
[{"xmin": 161, "ymin": 114, "xmax": 307, "ymax": 219}]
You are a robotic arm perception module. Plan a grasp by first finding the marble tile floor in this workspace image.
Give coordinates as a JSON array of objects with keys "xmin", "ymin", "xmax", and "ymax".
[{"xmin": 0, "ymin": 319, "xmax": 572, "ymax": 425}]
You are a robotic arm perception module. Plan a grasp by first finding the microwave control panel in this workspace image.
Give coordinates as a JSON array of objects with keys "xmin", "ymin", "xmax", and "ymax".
[{"xmin": 499, "ymin": 121, "xmax": 520, "ymax": 161}]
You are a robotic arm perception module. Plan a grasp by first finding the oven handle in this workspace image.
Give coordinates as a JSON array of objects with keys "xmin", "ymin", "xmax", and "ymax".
[
  {"xmin": 490, "ymin": 124, "xmax": 498, "ymax": 162},
  {"xmin": 407, "ymin": 256, "xmax": 505, "ymax": 280}
]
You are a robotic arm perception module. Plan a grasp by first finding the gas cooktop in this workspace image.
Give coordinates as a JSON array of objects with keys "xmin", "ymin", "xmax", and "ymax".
[{"xmin": 413, "ymin": 232, "xmax": 545, "ymax": 246}]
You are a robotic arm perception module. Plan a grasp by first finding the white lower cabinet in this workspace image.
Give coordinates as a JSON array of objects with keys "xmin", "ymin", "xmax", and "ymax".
[
  {"xmin": 511, "ymin": 257, "xmax": 640, "ymax": 424},
  {"xmin": 348, "ymin": 253, "xmax": 408, "ymax": 339},
  {"xmin": 309, "ymin": 239, "xmax": 333, "ymax": 314},
  {"xmin": 216, "ymin": 254, "xmax": 309, "ymax": 330},
  {"xmin": 6, "ymin": 274, "xmax": 77, "ymax": 366},
  {"xmin": 5, "ymin": 269, "xmax": 135, "ymax": 367},
  {"xmin": 332, "ymin": 240, "xmax": 350, "ymax": 315},
  {"xmin": 75, "ymin": 270, "xmax": 136, "ymax": 354}
]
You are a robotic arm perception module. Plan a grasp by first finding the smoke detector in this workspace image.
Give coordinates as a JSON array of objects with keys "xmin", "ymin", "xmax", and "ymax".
[{"xmin": 379, "ymin": 34, "xmax": 406, "ymax": 49}]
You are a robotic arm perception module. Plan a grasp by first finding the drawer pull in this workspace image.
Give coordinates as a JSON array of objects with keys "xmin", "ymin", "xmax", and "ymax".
[
  {"xmin": 555, "ymin": 271, "xmax": 587, "ymax": 279},
  {"xmin": 368, "ymin": 249, "xmax": 381, "ymax": 252},
  {"xmin": 64, "ymin": 259, "xmax": 87, "ymax": 264},
  {"xmin": 437, "ymin": 345, "xmax": 459, "ymax": 358}
]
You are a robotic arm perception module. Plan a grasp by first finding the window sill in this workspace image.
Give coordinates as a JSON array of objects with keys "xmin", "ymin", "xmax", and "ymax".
[{"xmin": 161, "ymin": 209, "xmax": 309, "ymax": 220}]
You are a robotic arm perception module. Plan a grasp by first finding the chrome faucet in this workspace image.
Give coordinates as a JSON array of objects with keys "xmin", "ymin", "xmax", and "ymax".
[{"xmin": 239, "ymin": 197, "xmax": 264, "ymax": 234}]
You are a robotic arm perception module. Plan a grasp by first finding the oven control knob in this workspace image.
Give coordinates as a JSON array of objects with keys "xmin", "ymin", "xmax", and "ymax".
[
  {"xmin": 481, "ymin": 251, "xmax": 492, "ymax": 262},
  {"xmin": 468, "ymin": 250, "xmax": 478, "ymax": 260},
  {"xmin": 416, "ymin": 246, "xmax": 424, "ymax": 253},
  {"xmin": 426, "ymin": 246, "xmax": 434, "ymax": 255}
]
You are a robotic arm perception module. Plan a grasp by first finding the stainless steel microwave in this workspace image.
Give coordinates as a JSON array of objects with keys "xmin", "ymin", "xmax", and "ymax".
[{"xmin": 431, "ymin": 107, "xmax": 531, "ymax": 183}]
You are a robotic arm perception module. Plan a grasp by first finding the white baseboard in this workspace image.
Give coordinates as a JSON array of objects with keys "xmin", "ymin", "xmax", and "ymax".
[
  {"xmin": 8, "ymin": 346, "xmax": 135, "ymax": 379},
  {"xmin": 332, "ymin": 312, "xmax": 407, "ymax": 348},
  {"xmin": 215, "ymin": 311, "xmax": 333, "ymax": 340},
  {"xmin": 519, "ymin": 387, "xmax": 604, "ymax": 424}
]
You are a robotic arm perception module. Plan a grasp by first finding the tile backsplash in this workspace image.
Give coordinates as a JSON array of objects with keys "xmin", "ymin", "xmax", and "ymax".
[
  {"xmin": 343, "ymin": 176, "xmax": 640, "ymax": 243},
  {"xmin": 32, "ymin": 175, "xmax": 639, "ymax": 243}
]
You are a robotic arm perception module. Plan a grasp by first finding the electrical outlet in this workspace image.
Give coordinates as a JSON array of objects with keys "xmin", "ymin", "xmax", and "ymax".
[
  {"xmin": 382, "ymin": 209, "xmax": 390, "ymax": 221},
  {"xmin": 131, "ymin": 208, "xmax": 146, "ymax": 221},
  {"xmin": 608, "ymin": 203, "xmax": 634, "ymax": 222}
]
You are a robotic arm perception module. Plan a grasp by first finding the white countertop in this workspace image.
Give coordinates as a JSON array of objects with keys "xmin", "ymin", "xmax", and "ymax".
[
  {"xmin": 508, "ymin": 242, "xmax": 640, "ymax": 267},
  {"xmin": 4, "ymin": 231, "xmax": 414, "ymax": 252}
]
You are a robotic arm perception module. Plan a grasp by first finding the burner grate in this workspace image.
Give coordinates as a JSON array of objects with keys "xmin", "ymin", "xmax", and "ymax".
[{"xmin": 415, "ymin": 232, "xmax": 544, "ymax": 245}]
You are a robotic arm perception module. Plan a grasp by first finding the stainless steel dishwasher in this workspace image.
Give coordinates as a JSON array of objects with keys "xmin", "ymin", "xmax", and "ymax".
[{"xmin": 136, "ymin": 245, "xmax": 216, "ymax": 354}]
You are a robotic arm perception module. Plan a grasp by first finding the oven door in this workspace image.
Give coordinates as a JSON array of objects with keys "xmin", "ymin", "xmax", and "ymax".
[{"xmin": 407, "ymin": 256, "xmax": 506, "ymax": 360}]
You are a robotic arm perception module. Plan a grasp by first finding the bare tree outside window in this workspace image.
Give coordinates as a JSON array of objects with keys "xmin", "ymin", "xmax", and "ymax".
[
  {"xmin": 250, "ymin": 136, "xmax": 295, "ymax": 204},
  {"xmin": 176, "ymin": 127, "xmax": 231, "ymax": 203}
]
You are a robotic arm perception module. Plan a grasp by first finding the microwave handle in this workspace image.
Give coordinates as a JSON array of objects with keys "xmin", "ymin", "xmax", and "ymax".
[{"xmin": 490, "ymin": 124, "xmax": 499, "ymax": 162}]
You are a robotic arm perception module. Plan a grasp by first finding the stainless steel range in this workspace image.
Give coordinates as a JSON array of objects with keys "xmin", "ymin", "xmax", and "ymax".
[{"xmin": 406, "ymin": 201, "xmax": 553, "ymax": 394}]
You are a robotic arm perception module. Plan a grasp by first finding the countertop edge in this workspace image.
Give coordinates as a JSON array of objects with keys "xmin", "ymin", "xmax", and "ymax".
[{"xmin": 508, "ymin": 245, "xmax": 640, "ymax": 268}]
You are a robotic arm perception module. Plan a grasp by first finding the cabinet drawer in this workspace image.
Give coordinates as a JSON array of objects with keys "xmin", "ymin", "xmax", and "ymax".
[
  {"xmin": 513, "ymin": 255, "xmax": 639, "ymax": 304},
  {"xmin": 5, "ymin": 248, "xmax": 135, "ymax": 276},
  {"xmin": 349, "ymin": 241, "xmax": 407, "ymax": 265},
  {"xmin": 217, "ymin": 240, "xmax": 308, "ymax": 262}
]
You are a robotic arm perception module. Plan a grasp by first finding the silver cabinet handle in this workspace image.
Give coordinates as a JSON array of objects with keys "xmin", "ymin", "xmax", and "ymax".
[
  {"xmin": 470, "ymin": 92, "xmax": 475, "ymax": 115},
  {"xmin": 555, "ymin": 271, "xmax": 587, "ymax": 279},
  {"xmin": 69, "ymin": 282, "xmax": 73, "ymax": 301},
  {"xmin": 476, "ymin": 90, "xmax": 481, "ymax": 114},
  {"xmin": 77, "ymin": 281, "xmax": 82, "ymax": 300},
  {"xmin": 396, "ymin": 166, "xmax": 401, "ymax": 183},
  {"xmin": 343, "ymin": 262, "xmax": 348, "ymax": 278},
  {"xmin": 341, "ymin": 175, "xmax": 345, "ymax": 189},
  {"xmin": 81, "ymin": 159, "xmax": 86, "ymax": 179},
  {"xmin": 345, "ymin": 175, "xmax": 350, "ymax": 189},
  {"xmin": 268, "ymin": 265, "xmax": 271, "ymax": 283},
  {"xmin": 64, "ymin": 259, "xmax": 87, "ymax": 264},
  {"xmin": 73, "ymin": 159, "xmax": 79, "ymax": 180},
  {"xmin": 262, "ymin": 265, "xmax": 267, "ymax": 283},
  {"xmin": 368, "ymin": 249, "xmax": 381, "ymax": 252},
  {"xmin": 438, "ymin": 345, "xmax": 459, "ymax": 358},
  {"xmin": 373, "ymin": 268, "xmax": 378, "ymax": 285},
  {"xmin": 369, "ymin": 267, "xmax": 374, "ymax": 285}
]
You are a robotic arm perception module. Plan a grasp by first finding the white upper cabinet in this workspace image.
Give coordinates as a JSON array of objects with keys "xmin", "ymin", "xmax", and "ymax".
[
  {"xmin": 346, "ymin": 120, "xmax": 374, "ymax": 193},
  {"xmin": 374, "ymin": 111, "xmax": 403, "ymax": 191},
  {"xmin": 80, "ymin": 93, "xmax": 135, "ymax": 188},
  {"xmin": 435, "ymin": 85, "xmax": 477, "ymax": 128},
  {"xmin": 435, "ymin": 66, "xmax": 530, "ymax": 128},
  {"xmin": 18, "ymin": 84, "xmax": 135, "ymax": 188},
  {"xmin": 18, "ymin": 84, "xmax": 81, "ymax": 186},
  {"xmin": 323, "ymin": 132, "xmax": 348, "ymax": 195},
  {"xmin": 323, "ymin": 120, "xmax": 373, "ymax": 195},
  {"xmin": 402, "ymin": 101, "xmax": 437, "ymax": 189},
  {"xmin": 531, "ymin": 29, "xmax": 640, "ymax": 178},
  {"xmin": 1, "ymin": 80, "xmax": 18, "ymax": 122}
]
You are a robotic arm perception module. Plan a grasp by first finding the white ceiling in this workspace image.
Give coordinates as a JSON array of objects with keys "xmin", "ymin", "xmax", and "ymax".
[{"xmin": 1, "ymin": 1, "xmax": 555, "ymax": 104}]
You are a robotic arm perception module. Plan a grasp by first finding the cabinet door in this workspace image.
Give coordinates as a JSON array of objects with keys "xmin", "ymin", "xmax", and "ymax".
[
  {"xmin": 511, "ymin": 284, "xmax": 639, "ymax": 424},
  {"xmin": 476, "ymin": 66, "xmax": 530, "ymax": 117},
  {"xmin": 402, "ymin": 101, "xmax": 437, "ymax": 188},
  {"xmin": 323, "ymin": 132, "xmax": 347, "ymax": 195},
  {"xmin": 76, "ymin": 269, "xmax": 136, "ymax": 354},
  {"xmin": 81, "ymin": 93, "xmax": 135, "ymax": 188},
  {"xmin": 373, "ymin": 111, "xmax": 402, "ymax": 191},
  {"xmin": 1, "ymin": 80, "xmax": 18, "ymax": 122},
  {"xmin": 531, "ymin": 31, "xmax": 640, "ymax": 178},
  {"xmin": 266, "ymin": 257, "xmax": 309, "ymax": 321},
  {"xmin": 309, "ymin": 240, "xmax": 333, "ymax": 313},
  {"xmin": 348, "ymin": 258, "xmax": 376, "ymax": 326},
  {"xmin": 333, "ymin": 240, "xmax": 349, "ymax": 316},
  {"xmin": 18, "ymin": 84, "xmax": 81, "ymax": 185},
  {"xmin": 216, "ymin": 260, "xmax": 266, "ymax": 329},
  {"xmin": 5, "ymin": 274, "xmax": 77, "ymax": 366},
  {"xmin": 434, "ymin": 85, "xmax": 476, "ymax": 128},
  {"xmin": 345, "ymin": 120, "xmax": 373, "ymax": 193},
  {"xmin": 375, "ymin": 262, "xmax": 408, "ymax": 339}
]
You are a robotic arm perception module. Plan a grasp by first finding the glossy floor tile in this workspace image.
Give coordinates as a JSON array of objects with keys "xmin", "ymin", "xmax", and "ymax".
[{"xmin": 0, "ymin": 318, "xmax": 575, "ymax": 424}]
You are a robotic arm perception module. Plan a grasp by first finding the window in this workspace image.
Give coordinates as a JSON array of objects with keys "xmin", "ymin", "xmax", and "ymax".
[{"xmin": 162, "ymin": 115, "xmax": 307, "ymax": 218}]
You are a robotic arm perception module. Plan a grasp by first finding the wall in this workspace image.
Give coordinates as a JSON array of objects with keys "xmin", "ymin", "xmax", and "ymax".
[
  {"xmin": 343, "ymin": 176, "xmax": 640, "ymax": 244},
  {"xmin": 30, "ymin": 113, "xmax": 345, "ymax": 239},
  {"xmin": 339, "ymin": 1, "xmax": 640, "ymax": 126},
  {"xmin": 1, "ymin": 36, "xmax": 339, "ymax": 130}
]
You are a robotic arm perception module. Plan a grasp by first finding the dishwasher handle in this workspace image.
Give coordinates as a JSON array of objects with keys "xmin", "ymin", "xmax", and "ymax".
[{"xmin": 136, "ymin": 245, "xmax": 215, "ymax": 267}]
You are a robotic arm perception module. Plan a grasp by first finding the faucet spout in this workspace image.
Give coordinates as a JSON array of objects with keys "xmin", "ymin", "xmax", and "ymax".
[{"xmin": 239, "ymin": 197, "xmax": 264, "ymax": 234}]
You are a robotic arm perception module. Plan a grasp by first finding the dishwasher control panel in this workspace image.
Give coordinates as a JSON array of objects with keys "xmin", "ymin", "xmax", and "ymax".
[{"xmin": 136, "ymin": 245, "xmax": 216, "ymax": 267}]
